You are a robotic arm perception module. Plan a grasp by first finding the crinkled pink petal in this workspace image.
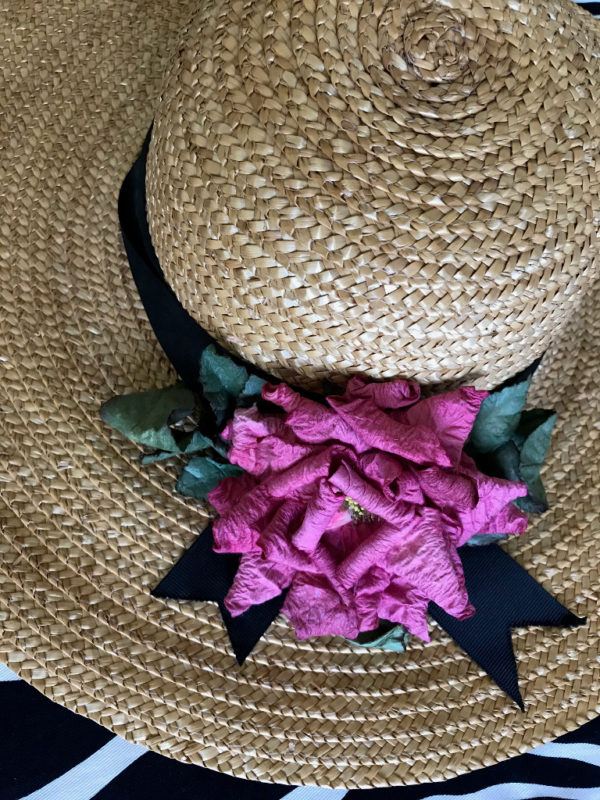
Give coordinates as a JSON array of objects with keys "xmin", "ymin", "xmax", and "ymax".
[
  {"xmin": 282, "ymin": 574, "xmax": 359, "ymax": 639},
  {"xmin": 320, "ymin": 520, "xmax": 371, "ymax": 566},
  {"xmin": 343, "ymin": 374, "xmax": 421, "ymax": 409},
  {"xmin": 466, "ymin": 502, "xmax": 529, "ymax": 544},
  {"xmin": 377, "ymin": 581, "xmax": 431, "ymax": 640},
  {"xmin": 225, "ymin": 553, "xmax": 294, "ymax": 617},
  {"xmin": 329, "ymin": 462, "xmax": 414, "ymax": 527},
  {"xmin": 417, "ymin": 466, "xmax": 477, "ymax": 512},
  {"xmin": 327, "ymin": 395, "xmax": 452, "ymax": 467},
  {"xmin": 261, "ymin": 501, "xmax": 339, "ymax": 583},
  {"xmin": 336, "ymin": 519, "xmax": 419, "ymax": 589},
  {"xmin": 264, "ymin": 445, "xmax": 347, "ymax": 499},
  {"xmin": 224, "ymin": 405, "xmax": 311, "ymax": 476},
  {"xmin": 456, "ymin": 467, "xmax": 528, "ymax": 545},
  {"xmin": 396, "ymin": 387, "xmax": 487, "ymax": 466},
  {"xmin": 208, "ymin": 472, "xmax": 258, "ymax": 515},
  {"xmin": 212, "ymin": 484, "xmax": 275, "ymax": 554},
  {"xmin": 292, "ymin": 478, "xmax": 345, "ymax": 554},
  {"xmin": 358, "ymin": 451, "xmax": 424, "ymax": 504},
  {"xmin": 211, "ymin": 376, "xmax": 530, "ymax": 642},
  {"xmin": 262, "ymin": 382, "xmax": 366, "ymax": 450},
  {"xmin": 436, "ymin": 536, "xmax": 475, "ymax": 620},
  {"xmin": 380, "ymin": 508, "xmax": 473, "ymax": 620},
  {"xmin": 354, "ymin": 566, "xmax": 392, "ymax": 632},
  {"xmin": 328, "ymin": 506, "xmax": 353, "ymax": 530}
]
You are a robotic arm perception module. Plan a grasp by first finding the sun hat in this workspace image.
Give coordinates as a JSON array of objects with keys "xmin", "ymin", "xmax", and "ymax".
[{"xmin": 0, "ymin": 0, "xmax": 599, "ymax": 791}]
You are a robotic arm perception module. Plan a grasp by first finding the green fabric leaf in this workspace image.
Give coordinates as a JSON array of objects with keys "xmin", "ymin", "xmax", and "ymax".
[
  {"xmin": 176, "ymin": 456, "xmax": 244, "ymax": 501},
  {"xmin": 100, "ymin": 385, "xmax": 199, "ymax": 452},
  {"xmin": 140, "ymin": 450, "xmax": 178, "ymax": 465},
  {"xmin": 239, "ymin": 374, "xmax": 267, "ymax": 404},
  {"xmin": 348, "ymin": 621, "xmax": 409, "ymax": 652},
  {"xmin": 200, "ymin": 345, "xmax": 249, "ymax": 424},
  {"xmin": 465, "ymin": 533, "xmax": 508, "ymax": 547},
  {"xmin": 475, "ymin": 440, "xmax": 521, "ymax": 483},
  {"xmin": 514, "ymin": 409, "xmax": 557, "ymax": 514},
  {"xmin": 469, "ymin": 376, "xmax": 532, "ymax": 454},
  {"xmin": 181, "ymin": 429, "xmax": 214, "ymax": 453}
]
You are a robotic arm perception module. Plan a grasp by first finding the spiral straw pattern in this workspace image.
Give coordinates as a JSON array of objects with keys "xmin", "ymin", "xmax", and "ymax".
[{"xmin": 148, "ymin": 0, "xmax": 600, "ymax": 390}]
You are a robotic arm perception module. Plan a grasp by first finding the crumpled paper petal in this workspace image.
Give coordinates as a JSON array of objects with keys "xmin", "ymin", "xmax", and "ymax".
[
  {"xmin": 397, "ymin": 386, "xmax": 488, "ymax": 466},
  {"xmin": 225, "ymin": 552, "xmax": 294, "ymax": 616},
  {"xmin": 211, "ymin": 375, "xmax": 529, "ymax": 642},
  {"xmin": 223, "ymin": 405, "xmax": 312, "ymax": 475}
]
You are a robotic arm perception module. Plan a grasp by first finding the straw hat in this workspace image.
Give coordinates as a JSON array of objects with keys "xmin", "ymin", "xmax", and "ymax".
[{"xmin": 0, "ymin": 0, "xmax": 599, "ymax": 791}]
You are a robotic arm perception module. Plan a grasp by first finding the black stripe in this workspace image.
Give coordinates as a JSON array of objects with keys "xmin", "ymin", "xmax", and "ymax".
[
  {"xmin": 577, "ymin": 2, "xmax": 600, "ymax": 14},
  {"xmin": 348, "ymin": 751, "xmax": 600, "ymax": 798},
  {"xmin": 0, "ymin": 680, "xmax": 112, "ymax": 799},
  {"xmin": 91, "ymin": 751, "xmax": 289, "ymax": 800}
]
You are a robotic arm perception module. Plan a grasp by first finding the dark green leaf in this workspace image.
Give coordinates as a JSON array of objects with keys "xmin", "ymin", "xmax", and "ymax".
[
  {"xmin": 474, "ymin": 440, "xmax": 521, "ymax": 482},
  {"xmin": 469, "ymin": 376, "xmax": 531, "ymax": 454},
  {"xmin": 100, "ymin": 385, "xmax": 198, "ymax": 452},
  {"xmin": 200, "ymin": 345, "xmax": 248, "ymax": 424},
  {"xmin": 513, "ymin": 410, "xmax": 557, "ymax": 514},
  {"xmin": 140, "ymin": 450, "xmax": 178, "ymax": 465},
  {"xmin": 239, "ymin": 374, "xmax": 267, "ymax": 404},
  {"xmin": 176, "ymin": 456, "xmax": 244, "ymax": 501},
  {"xmin": 180, "ymin": 429, "xmax": 213, "ymax": 453}
]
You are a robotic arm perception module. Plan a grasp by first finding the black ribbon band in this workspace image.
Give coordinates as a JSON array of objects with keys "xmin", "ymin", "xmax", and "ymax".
[{"xmin": 119, "ymin": 131, "xmax": 585, "ymax": 705}]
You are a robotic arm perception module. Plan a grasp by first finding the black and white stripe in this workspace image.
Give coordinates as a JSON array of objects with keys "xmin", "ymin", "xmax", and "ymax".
[{"xmin": 1, "ymin": 665, "xmax": 599, "ymax": 800}]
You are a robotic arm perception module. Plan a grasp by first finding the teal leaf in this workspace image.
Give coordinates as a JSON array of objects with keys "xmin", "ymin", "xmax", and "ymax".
[
  {"xmin": 200, "ymin": 345, "xmax": 248, "ymax": 424},
  {"xmin": 176, "ymin": 456, "xmax": 244, "ymax": 501},
  {"xmin": 465, "ymin": 532, "xmax": 508, "ymax": 547},
  {"xmin": 138, "ymin": 430, "xmax": 213, "ymax": 465},
  {"xmin": 348, "ymin": 621, "xmax": 409, "ymax": 652},
  {"xmin": 469, "ymin": 376, "xmax": 531, "ymax": 454},
  {"xmin": 514, "ymin": 409, "xmax": 557, "ymax": 514},
  {"xmin": 239, "ymin": 374, "xmax": 267, "ymax": 404},
  {"xmin": 140, "ymin": 450, "xmax": 178, "ymax": 465},
  {"xmin": 478, "ymin": 440, "xmax": 522, "ymax": 483},
  {"xmin": 181, "ymin": 428, "xmax": 214, "ymax": 453},
  {"xmin": 100, "ymin": 385, "xmax": 199, "ymax": 452}
]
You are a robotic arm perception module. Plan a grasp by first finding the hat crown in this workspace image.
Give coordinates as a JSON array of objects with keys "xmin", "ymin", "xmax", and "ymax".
[{"xmin": 146, "ymin": 0, "xmax": 600, "ymax": 389}]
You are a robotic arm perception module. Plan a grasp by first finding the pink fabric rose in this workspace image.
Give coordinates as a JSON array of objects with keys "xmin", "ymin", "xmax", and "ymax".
[{"xmin": 208, "ymin": 376, "xmax": 528, "ymax": 641}]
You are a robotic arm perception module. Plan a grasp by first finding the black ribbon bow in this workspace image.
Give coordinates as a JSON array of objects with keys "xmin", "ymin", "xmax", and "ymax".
[{"xmin": 119, "ymin": 131, "xmax": 585, "ymax": 707}]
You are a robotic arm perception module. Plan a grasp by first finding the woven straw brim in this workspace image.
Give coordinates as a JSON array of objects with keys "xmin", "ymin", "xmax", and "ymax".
[{"xmin": 0, "ymin": 0, "xmax": 599, "ymax": 791}]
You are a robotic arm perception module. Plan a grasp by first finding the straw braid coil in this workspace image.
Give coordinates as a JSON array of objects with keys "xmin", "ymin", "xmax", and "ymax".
[{"xmin": 148, "ymin": 0, "xmax": 600, "ymax": 390}]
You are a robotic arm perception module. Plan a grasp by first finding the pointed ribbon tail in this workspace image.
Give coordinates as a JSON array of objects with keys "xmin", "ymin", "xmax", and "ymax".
[
  {"xmin": 151, "ymin": 524, "xmax": 286, "ymax": 664},
  {"xmin": 429, "ymin": 544, "xmax": 585, "ymax": 709}
]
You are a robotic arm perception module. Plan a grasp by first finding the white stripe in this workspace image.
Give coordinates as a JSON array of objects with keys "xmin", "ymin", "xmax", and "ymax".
[
  {"xmin": 0, "ymin": 663, "xmax": 21, "ymax": 681},
  {"xmin": 19, "ymin": 736, "xmax": 146, "ymax": 800},
  {"xmin": 532, "ymin": 741, "xmax": 600, "ymax": 767},
  {"xmin": 283, "ymin": 788, "xmax": 348, "ymax": 799},
  {"xmin": 421, "ymin": 784, "xmax": 600, "ymax": 800}
]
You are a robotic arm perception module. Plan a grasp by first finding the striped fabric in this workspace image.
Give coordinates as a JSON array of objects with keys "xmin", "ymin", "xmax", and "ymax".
[{"xmin": 1, "ymin": 665, "xmax": 600, "ymax": 799}]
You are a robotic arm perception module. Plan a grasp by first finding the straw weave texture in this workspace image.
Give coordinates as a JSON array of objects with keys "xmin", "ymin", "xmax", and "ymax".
[
  {"xmin": 148, "ymin": 0, "xmax": 600, "ymax": 390},
  {"xmin": 0, "ymin": 0, "xmax": 599, "ymax": 790}
]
